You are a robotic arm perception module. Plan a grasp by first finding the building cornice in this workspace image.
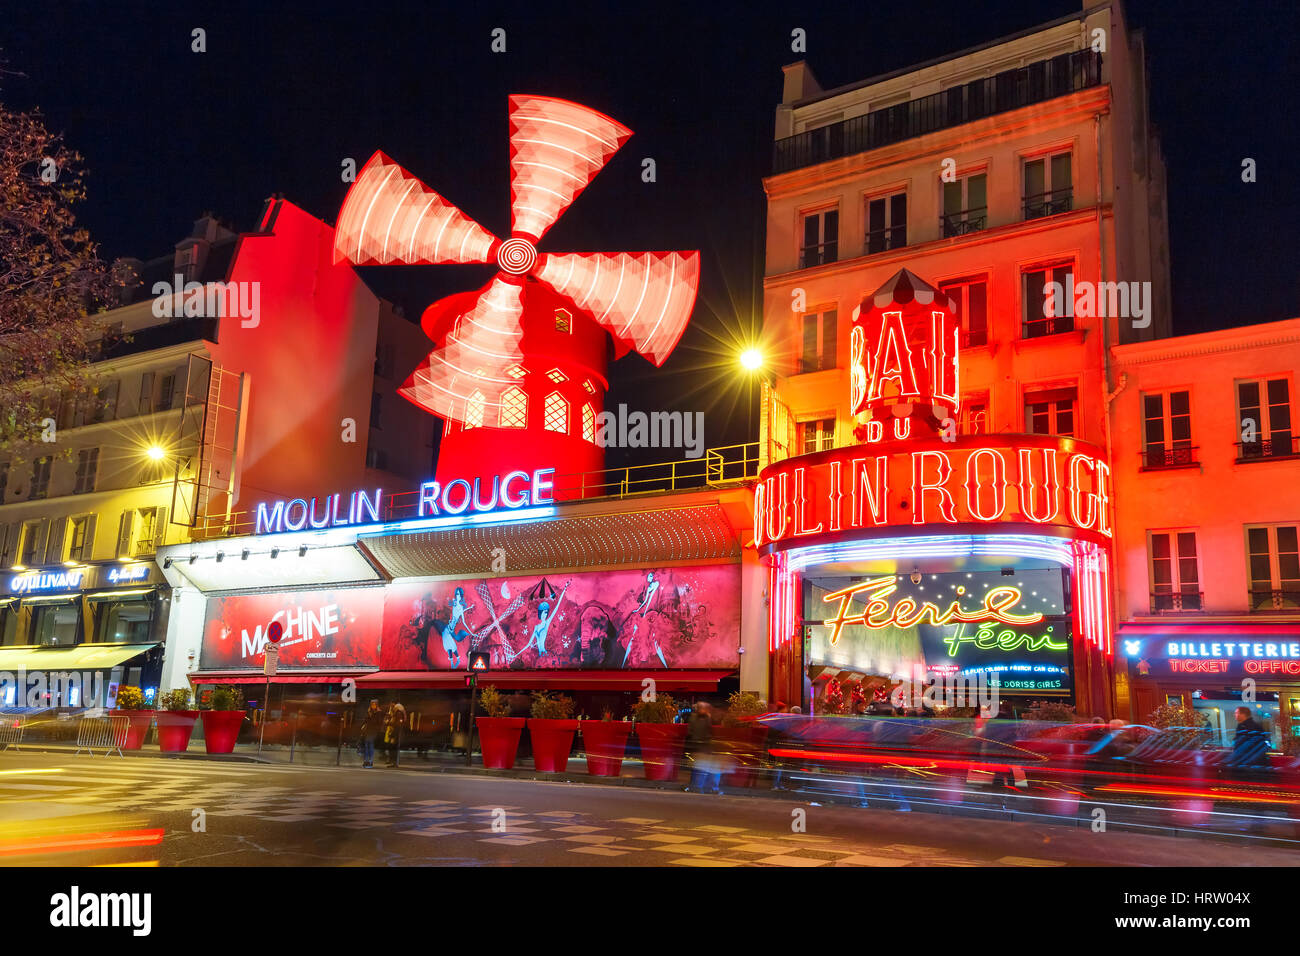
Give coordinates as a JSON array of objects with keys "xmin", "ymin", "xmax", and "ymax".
[{"xmin": 1112, "ymin": 319, "xmax": 1300, "ymax": 366}]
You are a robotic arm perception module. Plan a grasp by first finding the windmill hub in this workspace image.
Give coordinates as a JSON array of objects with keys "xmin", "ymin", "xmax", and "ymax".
[{"xmin": 496, "ymin": 236, "xmax": 537, "ymax": 275}]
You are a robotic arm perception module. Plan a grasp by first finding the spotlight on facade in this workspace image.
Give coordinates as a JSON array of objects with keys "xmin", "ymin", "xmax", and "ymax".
[
  {"xmin": 1001, "ymin": 567, "xmax": 1014, "ymax": 576},
  {"xmin": 189, "ymin": 554, "xmax": 197, "ymax": 565},
  {"xmin": 163, "ymin": 558, "xmax": 172, "ymax": 569},
  {"xmin": 241, "ymin": 549, "xmax": 250, "ymax": 560},
  {"xmin": 270, "ymin": 548, "xmax": 280, "ymax": 559},
  {"xmin": 739, "ymin": 348, "xmax": 764, "ymax": 372},
  {"xmin": 910, "ymin": 567, "xmax": 922, "ymax": 585}
]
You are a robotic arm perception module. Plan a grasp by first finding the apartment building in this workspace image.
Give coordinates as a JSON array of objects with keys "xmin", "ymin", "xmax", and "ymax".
[{"xmin": 0, "ymin": 200, "xmax": 434, "ymax": 704}]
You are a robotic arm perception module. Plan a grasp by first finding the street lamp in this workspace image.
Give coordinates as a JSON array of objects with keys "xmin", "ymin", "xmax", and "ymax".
[
  {"xmin": 145, "ymin": 444, "xmax": 167, "ymax": 461},
  {"xmin": 738, "ymin": 346, "xmax": 766, "ymax": 454}
]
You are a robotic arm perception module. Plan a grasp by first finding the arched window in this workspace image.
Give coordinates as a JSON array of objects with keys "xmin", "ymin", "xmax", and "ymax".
[
  {"xmin": 543, "ymin": 392, "xmax": 568, "ymax": 433},
  {"xmin": 582, "ymin": 403, "xmax": 596, "ymax": 443},
  {"xmin": 499, "ymin": 386, "xmax": 527, "ymax": 428},
  {"xmin": 464, "ymin": 390, "xmax": 485, "ymax": 429}
]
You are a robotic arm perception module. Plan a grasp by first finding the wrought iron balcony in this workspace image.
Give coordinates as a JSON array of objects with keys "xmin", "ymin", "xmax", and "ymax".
[
  {"xmin": 798, "ymin": 242, "xmax": 838, "ymax": 270},
  {"xmin": 1023, "ymin": 189, "xmax": 1074, "ymax": 220},
  {"xmin": 864, "ymin": 225, "xmax": 907, "ymax": 255},
  {"xmin": 1150, "ymin": 590, "xmax": 1204, "ymax": 613},
  {"xmin": 773, "ymin": 50, "xmax": 1103, "ymax": 175},
  {"xmin": 1236, "ymin": 435, "xmax": 1300, "ymax": 462},
  {"xmin": 1022, "ymin": 314, "xmax": 1074, "ymax": 339},
  {"xmin": 1141, "ymin": 445, "xmax": 1198, "ymax": 470},
  {"xmin": 941, "ymin": 208, "xmax": 988, "ymax": 238},
  {"xmin": 1249, "ymin": 588, "xmax": 1300, "ymax": 611}
]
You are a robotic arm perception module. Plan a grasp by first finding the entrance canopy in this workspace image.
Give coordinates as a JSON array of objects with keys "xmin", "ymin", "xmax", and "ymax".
[{"xmin": 357, "ymin": 669, "xmax": 735, "ymax": 692}]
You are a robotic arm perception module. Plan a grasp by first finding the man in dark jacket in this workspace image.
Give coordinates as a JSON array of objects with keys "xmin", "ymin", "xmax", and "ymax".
[
  {"xmin": 686, "ymin": 703, "xmax": 719, "ymax": 793},
  {"xmin": 1229, "ymin": 706, "xmax": 1270, "ymax": 769}
]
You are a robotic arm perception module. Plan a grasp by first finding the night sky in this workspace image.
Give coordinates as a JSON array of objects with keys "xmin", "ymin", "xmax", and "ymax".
[{"xmin": 4, "ymin": 0, "xmax": 1297, "ymax": 457}]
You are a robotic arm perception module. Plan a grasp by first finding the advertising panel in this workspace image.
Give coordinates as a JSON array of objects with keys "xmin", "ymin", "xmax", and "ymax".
[
  {"xmin": 200, "ymin": 587, "xmax": 385, "ymax": 669},
  {"xmin": 380, "ymin": 564, "xmax": 741, "ymax": 670}
]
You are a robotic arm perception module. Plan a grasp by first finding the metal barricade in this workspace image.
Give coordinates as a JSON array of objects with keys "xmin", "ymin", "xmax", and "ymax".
[
  {"xmin": 74, "ymin": 715, "xmax": 129, "ymax": 757},
  {"xmin": 0, "ymin": 713, "xmax": 24, "ymax": 751}
]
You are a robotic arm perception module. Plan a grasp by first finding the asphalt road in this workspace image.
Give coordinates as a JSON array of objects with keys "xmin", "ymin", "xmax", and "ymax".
[{"xmin": 1, "ymin": 750, "xmax": 1296, "ymax": 867}]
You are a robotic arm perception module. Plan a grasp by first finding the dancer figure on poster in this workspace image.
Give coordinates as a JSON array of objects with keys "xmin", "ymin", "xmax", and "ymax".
[
  {"xmin": 623, "ymin": 570, "xmax": 668, "ymax": 668},
  {"xmin": 522, "ymin": 580, "xmax": 571, "ymax": 659},
  {"xmin": 440, "ymin": 586, "xmax": 476, "ymax": 668}
]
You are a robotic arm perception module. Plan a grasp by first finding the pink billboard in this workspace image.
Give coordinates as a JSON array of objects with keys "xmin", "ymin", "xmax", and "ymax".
[
  {"xmin": 381, "ymin": 564, "xmax": 740, "ymax": 670},
  {"xmin": 201, "ymin": 587, "xmax": 385, "ymax": 670}
]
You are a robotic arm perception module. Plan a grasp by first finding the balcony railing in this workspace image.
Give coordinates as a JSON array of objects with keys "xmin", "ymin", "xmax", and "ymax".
[
  {"xmin": 1236, "ymin": 435, "xmax": 1299, "ymax": 462},
  {"xmin": 1023, "ymin": 188, "xmax": 1074, "ymax": 220},
  {"xmin": 798, "ymin": 242, "xmax": 838, "ymax": 269},
  {"xmin": 1022, "ymin": 314, "xmax": 1074, "ymax": 339},
  {"xmin": 941, "ymin": 208, "xmax": 988, "ymax": 238},
  {"xmin": 773, "ymin": 49, "xmax": 1103, "ymax": 174},
  {"xmin": 864, "ymin": 225, "xmax": 907, "ymax": 255},
  {"xmin": 1151, "ymin": 590, "xmax": 1204, "ymax": 613},
  {"xmin": 1249, "ymin": 588, "xmax": 1300, "ymax": 611},
  {"xmin": 1141, "ymin": 445, "xmax": 1198, "ymax": 470}
]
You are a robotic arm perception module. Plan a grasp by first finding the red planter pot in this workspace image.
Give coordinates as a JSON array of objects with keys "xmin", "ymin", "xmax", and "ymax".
[
  {"xmin": 583, "ymin": 721, "xmax": 633, "ymax": 777},
  {"xmin": 200, "ymin": 711, "xmax": 246, "ymax": 754},
  {"xmin": 528, "ymin": 718, "xmax": 580, "ymax": 772},
  {"xmin": 713, "ymin": 724, "xmax": 771, "ymax": 787},
  {"xmin": 476, "ymin": 717, "xmax": 526, "ymax": 769},
  {"xmin": 110, "ymin": 710, "xmax": 154, "ymax": 750},
  {"xmin": 156, "ymin": 711, "xmax": 199, "ymax": 753},
  {"xmin": 636, "ymin": 723, "xmax": 689, "ymax": 780}
]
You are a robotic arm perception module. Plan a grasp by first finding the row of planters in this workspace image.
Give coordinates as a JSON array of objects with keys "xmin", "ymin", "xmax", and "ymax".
[
  {"xmin": 110, "ymin": 685, "xmax": 248, "ymax": 754},
  {"xmin": 474, "ymin": 687, "xmax": 770, "ymax": 783}
]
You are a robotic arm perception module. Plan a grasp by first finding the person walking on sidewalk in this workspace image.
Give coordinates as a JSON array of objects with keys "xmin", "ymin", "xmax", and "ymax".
[
  {"xmin": 384, "ymin": 701, "xmax": 407, "ymax": 767},
  {"xmin": 359, "ymin": 700, "xmax": 383, "ymax": 768},
  {"xmin": 686, "ymin": 702, "xmax": 720, "ymax": 793}
]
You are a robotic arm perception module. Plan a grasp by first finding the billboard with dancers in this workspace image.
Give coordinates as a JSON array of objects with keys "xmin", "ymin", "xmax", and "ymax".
[{"xmin": 379, "ymin": 564, "xmax": 740, "ymax": 670}]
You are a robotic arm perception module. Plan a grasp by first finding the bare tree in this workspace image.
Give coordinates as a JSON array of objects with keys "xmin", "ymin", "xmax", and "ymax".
[{"xmin": 0, "ymin": 93, "xmax": 115, "ymax": 456}]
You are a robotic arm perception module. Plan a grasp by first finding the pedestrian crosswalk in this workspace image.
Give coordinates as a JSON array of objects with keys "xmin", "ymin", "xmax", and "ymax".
[{"xmin": 0, "ymin": 758, "xmax": 1070, "ymax": 867}]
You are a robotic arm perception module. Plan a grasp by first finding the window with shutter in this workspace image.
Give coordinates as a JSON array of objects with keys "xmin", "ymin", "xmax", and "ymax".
[
  {"xmin": 117, "ymin": 511, "xmax": 135, "ymax": 558},
  {"xmin": 44, "ymin": 518, "xmax": 68, "ymax": 565},
  {"xmin": 20, "ymin": 520, "xmax": 47, "ymax": 567}
]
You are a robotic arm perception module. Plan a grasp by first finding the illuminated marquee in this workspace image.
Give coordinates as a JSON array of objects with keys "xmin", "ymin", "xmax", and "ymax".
[
  {"xmin": 256, "ymin": 489, "xmax": 383, "ymax": 535},
  {"xmin": 418, "ymin": 468, "xmax": 555, "ymax": 516},
  {"xmin": 10, "ymin": 570, "xmax": 84, "ymax": 594},
  {"xmin": 820, "ymin": 575, "xmax": 1043, "ymax": 645},
  {"xmin": 754, "ymin": 435, "xmax": 1112, "ymax": 549}
]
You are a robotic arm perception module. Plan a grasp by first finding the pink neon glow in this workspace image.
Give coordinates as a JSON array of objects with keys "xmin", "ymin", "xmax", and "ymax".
[
  {"xmin": 399, "ymin": 277, "xmax": 523, "ymax": 420},
  {"xmin": 337, "ymin": 97, "xmax": 700, "ymax": 427},
  {"xmin": 333, "ymin": 152, "xmax": 497, "ymax": 266},
  {"xmin": 536, "ymin": 252, "xmax": 700, "ymax": 365},
  {"xmin": 508, "ymin": 95, "xmax": 631, "ymax": 243}
]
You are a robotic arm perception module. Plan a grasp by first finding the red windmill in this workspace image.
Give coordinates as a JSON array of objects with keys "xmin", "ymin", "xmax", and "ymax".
[{"xmin": 333, "ymin": 95, "xmax": 701, "ymax": 494}]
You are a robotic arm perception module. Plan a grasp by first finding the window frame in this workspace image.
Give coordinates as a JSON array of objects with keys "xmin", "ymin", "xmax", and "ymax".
[
  {"xmin": 940, "ymin": 170, "xmax": 988, "ymax": 237},
  {"xmin": 1236, "ymin": 376, "xmax": 1294, "ymax": 459},
  {"xmin": 1022, "ymin": 148, "xmax": 1073, "ymax": 219},
  {"xmin": 798, "ymin": 205, "xmax": 839, "ymax": 269},
  {"xmin": 1021, "ymin": 261, "xmax": 1075, "ymax": 338},
  {"xmin": 1140, "ymin": 390, "xmax": 1195, "ymax": 468},
  {"xmin": 939, "ymin": 275, "xmax": 989, "ymax": 347},
  {"xmin": 796, "ymin": 416, "xmax": 835, "ymax": 455},
  {"xmin": 864, "ymin": 188, "xmax": 908, "ymax": 254},
  {"xmin": 1147, "ymin": 529, "xmax": 1202, "ymax": 612},
  {"xmin": 798, "ymin": 308, "xmax": 838, "ymax": 374},
  {"xmin": 1246, "ymin": 523, "xmax": 1300, "ymax": 610}
]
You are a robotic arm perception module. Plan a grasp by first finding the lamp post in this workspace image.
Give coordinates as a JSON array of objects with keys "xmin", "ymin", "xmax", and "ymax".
[{"xmin": 739, "ymin": 347, "xmax": 764, "ymax": 465}]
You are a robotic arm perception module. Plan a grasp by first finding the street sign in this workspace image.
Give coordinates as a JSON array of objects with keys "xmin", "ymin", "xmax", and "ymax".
[
  {"xmin": 264, "ymin": 642, "xmax": 279, "ymax": 677},
  {"xmin": 267, "ymin": 620, "xmax": 284, "ymax": 644},
  {"xmin": 469, "ymin": 651, "xmax": 490, "ymax": 672}
]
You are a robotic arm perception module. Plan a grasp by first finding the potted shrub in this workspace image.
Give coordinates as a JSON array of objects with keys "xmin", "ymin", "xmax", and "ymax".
[
  {"xmin": 200, "ymin": 685, "xmax": 247, "ymax": 754},
  {"xmin": 632, "ymin": 694, "xmax": 687, "ymax": 781},
  {"xmin": 583, "ymin": 708, "xmax": 633, "ymax": 777},
  {"xmin": 714, "ymin": 691, "xmax": 771, "ymax": 787},
  {"xmin": 109, "ymin": 685, "xmax": 153, "ymax": 751},
  {"xmin": 155, "ymin": 688, "xmax": 199, "ymax": 753},
  {"xmin": 475, "ymin": 685, "xmax": 525, "ymax": 769},
  {"xmin": 527, "ymin": 692, "xmax": 579, "ymax": 772}
]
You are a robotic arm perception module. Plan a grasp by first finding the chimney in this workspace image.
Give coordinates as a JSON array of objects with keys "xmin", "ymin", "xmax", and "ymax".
[{"xmin": 782, "ymin": 61, "xmax": 822, "ymax": 105}]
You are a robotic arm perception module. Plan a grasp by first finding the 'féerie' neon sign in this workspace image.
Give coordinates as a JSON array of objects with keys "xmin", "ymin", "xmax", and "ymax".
[{"xmin": 820, "ymin": 575, "xmax": 1042, "ymax": 645}]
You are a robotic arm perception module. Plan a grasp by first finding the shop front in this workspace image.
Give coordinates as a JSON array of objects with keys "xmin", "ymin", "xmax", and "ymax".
[
  {"xmin": 0, "ymin": 561, "xmax": 167, "ymax": 708},
  {"xmin": 1118, "ymin": 623, "xmax": 1300, "ymax": 752},
  {"xmin": 756, "ymin": 270, "xmax": 1115, "ymax": 718}
]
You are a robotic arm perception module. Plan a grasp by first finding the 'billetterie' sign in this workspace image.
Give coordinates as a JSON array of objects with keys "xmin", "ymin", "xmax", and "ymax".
[{"xmin": 754, "ymin": 434, "xmax": 1112, "ymax": 549}]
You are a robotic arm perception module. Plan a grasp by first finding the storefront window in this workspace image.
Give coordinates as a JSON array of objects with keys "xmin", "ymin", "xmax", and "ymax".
[
  {"xmin": 29, "ymin": 601, "xmax": 82, "ymax": 646},
  {"xmin": 92, "ymin": 597, "xmax": 155, "ymax": 643},
  {"xmin": 0, "ymin": 603, "xmax": 18, "ymax": 646}
]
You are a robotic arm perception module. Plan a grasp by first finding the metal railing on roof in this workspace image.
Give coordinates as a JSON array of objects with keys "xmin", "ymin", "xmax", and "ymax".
[
  {"xmin": 189, "ymin": 441, "xmax": 761, "ymax": 540},
  {"xmin": 773, "ymin": 49, "xmax": 1102, "ymax": 175}
]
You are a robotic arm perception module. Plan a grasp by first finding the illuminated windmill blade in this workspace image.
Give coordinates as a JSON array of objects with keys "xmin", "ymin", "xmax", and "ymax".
[
  {"xmin": 333, "ymin": 151, "xmax": 498, "ymax": 266},
  {"xmin": 398, "ymin": 277, "xmax": 525, "ymax": 422},
  {"xmin": 508, "ymin": 95, "xmax": 632, "ymax": 243},
  {"xmin": 535, "ymin": 251, "xmax": 701, "ymax": 365}
]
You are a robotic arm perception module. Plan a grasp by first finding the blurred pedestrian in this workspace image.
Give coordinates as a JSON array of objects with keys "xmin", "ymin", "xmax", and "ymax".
[
  {"xmin": 384, "ymin": 701, "xmax": 407, "ymax": 767},
  {"xmin": 1229, "ymin": 706, "xmax": 1270, "ymax": 769},
  {"xmin": 359, "ymin": 700, "xmax": 382, "ymax": 769},
  {"xmin": 686, "ymin": 702, "xmax": 720, "ymax": 793}
]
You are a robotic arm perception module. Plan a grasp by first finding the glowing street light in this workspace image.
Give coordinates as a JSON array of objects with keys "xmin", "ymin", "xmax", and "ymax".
[
  {"xmin": 145, "ymin": 445, "xmax": 167, "ymax": 461},
  {"xmin": 739, "ymin": 347, "xmax": 764, "ymax": 372}
]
